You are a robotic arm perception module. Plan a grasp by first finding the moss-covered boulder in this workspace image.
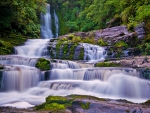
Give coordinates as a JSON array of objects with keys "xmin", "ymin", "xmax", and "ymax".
[
  {"xmin": 35, "ymin": 58, "xmax": 50, "ymax": 71},
  {"xmin": 35, "ymin": 96, "xmax": 73, "ymax": 112}
]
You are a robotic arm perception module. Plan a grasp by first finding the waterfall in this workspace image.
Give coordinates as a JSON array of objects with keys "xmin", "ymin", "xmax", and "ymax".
[
  {"xmin": 0, "ymin": 56, "xmax": 37, "ymax": 67},
  {"xmin": 40, "ymin": 4, "xmax": 53, "ymax": 38},
  {"xmin": 15, "ymin": 39, "xmax": 50, "ymax": 58},
  {"xmin": 81, "ymin": 43, "xmax": 107, "ymax": 62},
  {"xmin": 44, "ymin": 67, "xmax": 139, "ymax": 81},
  {"xmin": 0, "ymin": 4, "xmax": 150, "ymax": 108},
  {"xmin": 1, "ymin": 66, "xmax": 40, "ymax": 92},
  {"xmin": 54, "ymin": 9, "xmax": 59, "ymax": 38},
  {"xmin": 39, "ymin": 73, "xmax": 150, "ymax": 98}
]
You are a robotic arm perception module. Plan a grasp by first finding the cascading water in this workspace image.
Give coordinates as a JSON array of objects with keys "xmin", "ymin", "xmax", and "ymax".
[
  {"xmin": 0, "ymin": 3, "xmax": 150, "ymax": 109},
  {"xmin": 40, "ymin": 4, "xmax": 53, "ymax": 38},
  {"xmin": 15, "ymin": 39, "xmax": 50, "ymax": 58},
  {"xmin": 81, "ymin": 43, "xmax": 107, "ymax": 62},
  {"xmin": 1, "ymin": 66, "xmax": 40, "ymax": 92},
  {"xmin": 54, "ymin": 9, "xmax": 59, "ymax": 38}
]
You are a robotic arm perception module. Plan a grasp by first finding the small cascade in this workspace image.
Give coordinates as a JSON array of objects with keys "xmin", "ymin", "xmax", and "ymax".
[
  {"xmin": 81, "ymin": 43, "xmax": 107, "ymax": 62},
  {"xmin": 0, "ymin": 56, "xmax": 37, "ymax": 67},
  {"xmin": 39, "ymin": 81, "xmax": 78, "ymax": 90},
  {"xmin": 54, "ymin": 9, "xmax": 59, "ymax": 38},
  {"xmin": 15, "ymin": 39, "xmax": 50, "ymax": 58},
  {"xmin": 46, "ymin": 67, "xmax": 139, "ymax": 81},
  {"xmin": 40, "ymin": 4, "xmax": 53, "ymax": 38},
  {"xmin": 51, "ymin": 60, "xmax": 93, "ymax": 69},
  {"xmin": 1, "ymin": 66, "xmax": 40, "ymax": 92},
  {"xmin": 39, "ymin": 73, "xmax": 150, "ymax": 98}
]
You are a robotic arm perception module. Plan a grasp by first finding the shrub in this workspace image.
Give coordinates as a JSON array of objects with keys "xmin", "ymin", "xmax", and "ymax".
[
  {"xmin": 97, "ymin": 38, "xmax": 108, "ymax": 46},
  {"xmin": 114, "ymin": 41, "xmax": 129, "ymax": 49},
  {"xmin": 35, "ymin": 58, "xmax": 50, "ymax": 71}
]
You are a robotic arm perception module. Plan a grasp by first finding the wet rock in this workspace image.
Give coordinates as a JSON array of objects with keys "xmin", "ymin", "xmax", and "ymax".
[
  {"xmin": 134, "ymin": 23, "xmax": 145, "ymax": 39},
  {"xmin": 105, "ymin": 56, "xmax": 150, "ymax": 68},
  {"xmin": 0, "ymin": 65, "xmax": 4, "ymax": 69},
  {"xmin": 74, "ymin": 45, "xmax": 84, "ymax": 60}
]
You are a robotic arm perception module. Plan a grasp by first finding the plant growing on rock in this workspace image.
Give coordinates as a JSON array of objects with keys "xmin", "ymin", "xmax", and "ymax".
[
  {"xmin": 97, "ymin": 38, "xmax": 108, "ymax": 46},
  {"xmin": 35, "ymin": 96, "xmax": 73, "ymax": 111},
  {"xmin": 35, "ymin": 58, "xmax": 50, "ymax": 71},
  {"xmin": 114, "ymin": 41, "xmax": 129, "ymax": 49},
  {"xmin": 95, "ymin": 62, "xmax": 121, "ymax": 67}
]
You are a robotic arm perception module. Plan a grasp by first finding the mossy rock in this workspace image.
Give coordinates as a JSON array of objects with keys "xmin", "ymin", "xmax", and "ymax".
[
  {"xmin": 95, "ymin": 62, "xmax": 121, "ymax": 67},
  {"xmin": 69, "ymin": 95, "xmax": 106, "ymax": 102},
  {"xmin": 97, "ymin": 38, "xmax": 108, "ymax": 46},
  {"xmin": 35, "ymin": 58, "xmax": 50, "ymax": 71},
  {"xmin": 114, "ymin": 41, "xmax": 129, "ymax": 49},
  {"xmin": 35, "ymin": 96, "xmax": 73, "ymax": 111},
  {"xmin": 80, "ymin": 102, "xmax": 90, "ymax": 110}
]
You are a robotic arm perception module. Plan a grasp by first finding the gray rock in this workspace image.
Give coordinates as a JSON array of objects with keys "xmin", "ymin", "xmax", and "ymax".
[{"xmin": 134, "ymin": 23, "xmax": 145, "ymax": 39}]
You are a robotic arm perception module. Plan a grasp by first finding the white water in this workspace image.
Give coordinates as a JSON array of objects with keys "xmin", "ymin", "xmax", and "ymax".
[
  {"xmin": 81, "ymin": 43, "xmax": 107, "ymax": 62},
  {"xmin": 15, "ymin": 39, "xmax": 50, "ymax": 58},
  {"xmin": 40, "ymin": 4, "xmax": 53, "ymax": 38},
  {"xmin": 54, "ymin": 9, "xmax": 59, "ymax": 38},
  {"xmin": 0, "ymin": 73, "xmax": 150, "ymax": 108},
  {"xmin": 0, "ymin": 56, "xmax": 37, "ymax": 66},
  {"xmin": 0, "ymin": 4, "xmax": 150, "ymax": 109},
  {"xmin": 2, "ymin": 65, "xmax": 40, "ymax": 92}
]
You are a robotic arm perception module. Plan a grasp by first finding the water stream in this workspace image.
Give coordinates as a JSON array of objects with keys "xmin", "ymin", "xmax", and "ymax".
[{"xmin": 0, "ymin": 4, "xmax": 150, "ymax": 109}]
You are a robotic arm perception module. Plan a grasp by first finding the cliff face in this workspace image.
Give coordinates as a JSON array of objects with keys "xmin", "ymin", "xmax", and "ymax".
[{"xmin": 48, "ymin": 25, "xmax": 144, "ymax": 60}]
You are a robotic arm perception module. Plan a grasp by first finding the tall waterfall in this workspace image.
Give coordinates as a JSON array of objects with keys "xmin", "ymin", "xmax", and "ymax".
[
  {"xmin": 0, "ymin": 3, "xmax": 150, "ymax": 109},
  {"xmin": 54, "ymin": 9, "xmax": 59, "ymax": 38},
  {"xmin": 40, "ymin": 4, "xmax": 53, "ymax": 38},
  {"xmin": 40, "ymin": 4, "xmax": 59, "ymax": 38}
]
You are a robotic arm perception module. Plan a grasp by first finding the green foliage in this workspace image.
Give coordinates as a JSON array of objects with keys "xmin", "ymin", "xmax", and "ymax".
[
  {"xmin": 97, "ymin": 38, "xmax": 108, "ymax": 46},
  {"xmin": 0, "ymin": 31, "xmax": 28, "ymax": 55},
  {"xmin": 95, "ymin": 62, "xmax": 121, "ymax": 67},
  {"xmin": 0, "ymin": 0, "xmax": 46, "ymax": 37},
  {"xmin": 114, "ymin": 41, "xmax": 129, "ymax": 49},
  {"xmin": 36, "ymin": 96, "xmax": 73, "ymax": 111},
  {"xmin": 83, "ymin": 37, "xmax": 95, "ymax": 44},
  {"xmin": 35, "ymin": 58, "xmax": 50, "ymax": 71},
  {"xmin": 50, "ymin": 0, "xmax": 150, "ymax": 36}
]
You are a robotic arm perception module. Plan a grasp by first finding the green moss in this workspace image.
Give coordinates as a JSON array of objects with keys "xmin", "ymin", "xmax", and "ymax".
[
  {"xmin": 97, "ymin": 38, "xmax": 108, "ymax": 46},
  {"xmin": 80, "ymin": 102, "xmax": 90, "ymax": 110},
  {"xmin": 83, "ymin": 37, "xmax": 95, "ymax": 44},
  {"xmin": 95, "ymin": 62, "xmax": 121, "ymax": 67},
  {"xmin": 114, "ymin": 41, "xmax": 128, "ymax": 49},
  {"xmin": 36, "ymin": 96, "xmax": 73, "ymax": 111},
  {"xmin": 35, "ymin": 58, "xmax": 50, "ymax": 71},
  {"xmin": 78, "ymin": 48, "xmax": 84, "ymax": 60},
  {"xmin": 0, "ymin": 31, "xmax": 29, "ymax": 55},
  {"xmin": 56, "ymin": 40, "xmax": 63, "ymax": 59},
  {"xmin": 69, "ymin": 95, "xmax": 106, "ymax": 102}
]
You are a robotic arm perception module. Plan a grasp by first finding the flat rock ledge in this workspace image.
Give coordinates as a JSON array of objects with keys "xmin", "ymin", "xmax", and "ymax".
[{"xmin": 107, "ymin": 56, "xmax": 150, "ymax": 68}]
